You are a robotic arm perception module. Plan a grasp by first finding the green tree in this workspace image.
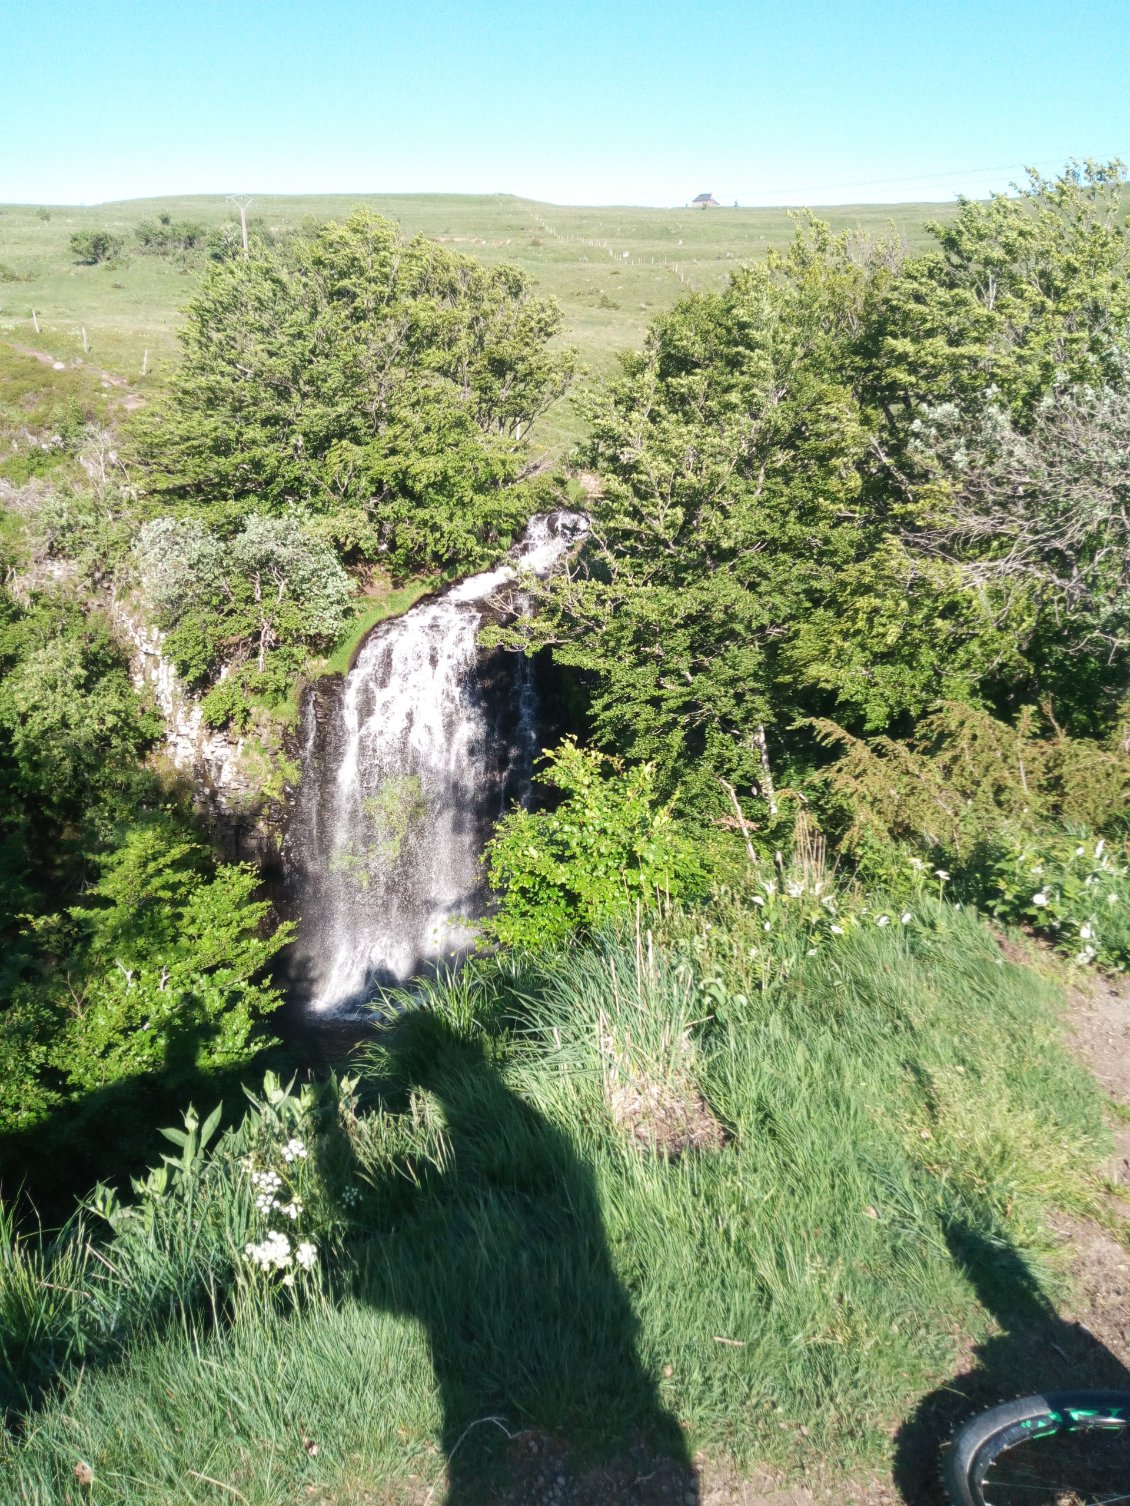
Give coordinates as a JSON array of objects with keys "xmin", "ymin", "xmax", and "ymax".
[
  {"xmin": 69, "ymin": 230, "xmax": 124, "ymax": 264},
  {"xmin": 49, "ymin": 824, "xmax": 288, "ymax": 1094},
  {"xmin": 134, "ymin": 513, "xmax": 353, "ymax": 712},
  {"xmin": 502, "ymin": 166, "xmax": 1130, "ymax": 821},
  {"xmin": 499, "ymin": 242, "xmax": 985, "ymax": 814},
  {"xmin": 866, "ymin": 159, "xmax": 1130, "ymax": 425},
  {"xmin": 135, "ymin": 209, "xmax": 575, "ymax": 576}
]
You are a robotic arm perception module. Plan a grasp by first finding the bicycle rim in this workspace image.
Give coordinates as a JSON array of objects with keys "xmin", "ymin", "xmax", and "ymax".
[{"xmin": 946, "ymin": 1393, "xmax": 1130, "ymax": 1506}]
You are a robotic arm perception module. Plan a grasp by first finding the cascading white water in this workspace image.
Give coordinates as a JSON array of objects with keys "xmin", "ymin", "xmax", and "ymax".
[{"xmin": 289, "ymin": 512, "xmax": 586, "ymax": 1012}]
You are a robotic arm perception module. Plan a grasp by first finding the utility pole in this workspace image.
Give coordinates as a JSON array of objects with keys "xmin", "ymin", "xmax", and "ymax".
[{"xmin": 226, "ymin": 194, "xmax": 254, "ymax": 259}]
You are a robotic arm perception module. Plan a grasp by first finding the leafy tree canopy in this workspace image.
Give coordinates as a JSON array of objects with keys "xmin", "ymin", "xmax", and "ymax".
[
  {"xmin": 134, "ymin": 209, "xmax": 576, "ymax": 576},
  {"xmin": 501, "ymin": 163, "xmax": 1130, "ymax": 818},
  {"xmin": 134, "ymin": 513, "xmax": 353, "ymax": 712},
  {"xmin": 868, "ymin": 159, "xmax": 1130, "ymax": 424}
]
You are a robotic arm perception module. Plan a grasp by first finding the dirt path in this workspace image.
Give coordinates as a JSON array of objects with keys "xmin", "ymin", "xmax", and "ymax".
[
  {"xmin": 2, "ymin": 338, "xmax": 147, "ymax": 409},
  {"xmin": 1057, "ymin": 970, "xmax": 1130, "ymax": 1359}
]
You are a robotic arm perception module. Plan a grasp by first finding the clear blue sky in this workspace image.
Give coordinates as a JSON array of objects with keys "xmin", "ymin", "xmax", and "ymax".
[{"xmin": 3, "ymin": 0, "xmax": 1127, "ymax": 207}]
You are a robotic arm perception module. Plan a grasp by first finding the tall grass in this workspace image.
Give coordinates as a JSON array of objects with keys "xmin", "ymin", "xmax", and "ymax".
[{"xmin": 2, "ymin": 899, "xmax": 1111, "ymax": 1502}]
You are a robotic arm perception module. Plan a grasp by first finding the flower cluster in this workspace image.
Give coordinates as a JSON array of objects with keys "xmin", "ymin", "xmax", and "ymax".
[
  {"xmin": 245, "ymin": 1229, "xmax": 294, "ymax": 1270},
  {"xmin": 250, "ymin": 1168, "xmax": 283, "ymax": 1214},
  {"xmin": 243, "ymin": 1135, "xmax": 318, "ymax": 1285},
  {"xmin": 736, "ymin": 869, "xmax": 914, "ymax": 970},
  {"xmin": 243, "ymin": 1230, "xmax": 319, "ymax": 1278}
]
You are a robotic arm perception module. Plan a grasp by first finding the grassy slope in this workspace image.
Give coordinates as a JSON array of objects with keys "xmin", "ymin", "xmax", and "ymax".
[
  {"xmin": 0, "ymin": 193, "xmax": 953, "ymax": 450},
  {"xmin": 3, "ymin": 902, "xmax": 1111, "ymax": 1503}
]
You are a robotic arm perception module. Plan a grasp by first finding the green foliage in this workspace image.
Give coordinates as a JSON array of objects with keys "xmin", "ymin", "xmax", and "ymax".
[
  {"xmin": 0, "ymin": 596, "xmax": 158, "ymax": 842},
  {"xmin": 0, "ymin": 1071, "xmax": 355, "ymax": 1425},
  {"xmin": 499, "ymin": 224, "xmax": 996, "ymax": 817},
  {"xmin": 0, "ymin": 1202, "xmax": 94, "ymax": 1418},
  {"xmin": 500, "ymin": 164, "xmax": 1130, "ymax": 834},
  {"xmin": 483, "ymin": 739, "xmax": 707, "ymax": 948},
  {"xmin": 983, "ymin": 832, "xmax": 1130, "ymax": 972},
  {"xmin": 134, "ymin": 213, "xmax": 205, "ymax": 256},
  {"xmin": 134, "ymin": 208, "xmax": 576, "ymax": 576},
  {"xmin": 68, "ymin": 229, "xmax": 124, "ymax": 265},
  {"xmin": 51, "ymin": 826, "xmax": 287, "ymax": 1095},
  {"xmin": 810, "ymin": 701, "xmax": 1130, "ymax": 860},
  {"xmin": 871, "ymin": 160, "xmax": 1130, "ymax": 421},
  {"xmin": 134, "ymin": 512, "xmax": 353, "ymax": 713}
]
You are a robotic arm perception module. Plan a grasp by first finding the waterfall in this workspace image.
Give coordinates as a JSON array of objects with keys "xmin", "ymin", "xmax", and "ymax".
[{"xmin": 288, "ymin": 511, "xmax": 586, "ymax": 1012}]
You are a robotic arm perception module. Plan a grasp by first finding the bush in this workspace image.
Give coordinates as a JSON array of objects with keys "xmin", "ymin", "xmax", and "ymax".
[
  {"xmin": 134, "ymin": 214, "xmax": 205, "ymax": 256},
  {"xmin": 482, "ymin": 739, "xmax": 708, "ymax": 948},
  {"xmin": 69, "ymin": 230, "xmax": 123, "ymax": 265},
  {"xmin": 983, "ymin": 830, "xmax": 1130, "ymax": 971}
]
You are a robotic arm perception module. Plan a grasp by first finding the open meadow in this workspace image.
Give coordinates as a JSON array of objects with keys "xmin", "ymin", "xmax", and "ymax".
[{"xmin": 0, "ymin": 192, "xmax": 953, "ymax": 448}]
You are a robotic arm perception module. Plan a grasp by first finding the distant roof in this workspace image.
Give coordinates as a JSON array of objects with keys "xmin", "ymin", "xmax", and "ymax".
[{"xmin": 692, "ymin": 192, "xmax": 719, "ymax": 204}]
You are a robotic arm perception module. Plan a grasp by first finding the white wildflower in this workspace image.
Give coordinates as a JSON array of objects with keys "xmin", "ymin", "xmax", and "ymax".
[
  {"xmin": 876, "ymin": 914, "xmax": 891, "ymax": 927},
  {"xmin": 282, "ymin": 1137, "xmax": 308, "ymax": 1164},
  {"xmin": 830, "ymin": 925, "xmax": 844, "ymax": 936},
  {"xmin": 762, "ymin": 920, "xmax": 772, "ymax": 932},
  {"xmin": 786, "ymin": 882, "xmax": 804, "ymax": 898},
  {"xmin": 1109, "ymin": 893, "xmax": 1119, "ymax": 905},
  {"xmin": 281, "ymin": 1200, "xmax": 303, "ymax": 1221},
  {"xmin": 900, "ymin": 912, "xmax": 912, "ymax": 925},
  {"xmin": 1075, "ymin": 846, "xmax": 1086, "ymax": 857},
  {"xmin": 1080, "ymin": 925, "xmax": 1093, "ymax": 941},
  {"xmin": 750, "ymin": 894, "xmax": 765, "ymax": 906},
  {"xmin": 909, "ymin": 858, "xmax": 925, "ymax": 872},
  {"xmin": 244, "ymin": 1230, "xmax": 293, "ymax": 1270},
  {"xmin": 1096, "ymin": 839, "xmax": 1106, "ymax": 859},
  {"xmin": 934, "ymin": 869, "xmax": 950, "ymax": 882},
  {"xmin": 1032, "ymin": 892, "xmax": 1049, "ymax": 908},
  {"xmin": 295, "ymin": 1241, "xmax": 318, "ymax": 1271}
]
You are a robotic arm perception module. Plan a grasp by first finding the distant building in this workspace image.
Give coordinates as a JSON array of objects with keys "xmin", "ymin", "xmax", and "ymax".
[{"xmin": 692, "ymin": 192, "xmax": 720, "ymax": 208}]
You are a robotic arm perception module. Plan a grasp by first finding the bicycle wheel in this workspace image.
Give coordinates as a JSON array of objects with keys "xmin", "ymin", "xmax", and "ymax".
[{"xmin": 942, "ymin": 1391, "xmax": 1130, "ymax": 1505}]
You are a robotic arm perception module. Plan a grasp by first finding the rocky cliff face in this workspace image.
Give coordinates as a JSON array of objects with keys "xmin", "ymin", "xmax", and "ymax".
[{"xmin": 113, "ymin": 602, "xmax": 288, "ymax": 866}]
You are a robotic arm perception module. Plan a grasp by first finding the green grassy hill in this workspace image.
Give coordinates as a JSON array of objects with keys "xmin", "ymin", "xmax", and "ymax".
[{"xmin": 0, "ymin": 192, "xmax": 953, "ymax": 449}]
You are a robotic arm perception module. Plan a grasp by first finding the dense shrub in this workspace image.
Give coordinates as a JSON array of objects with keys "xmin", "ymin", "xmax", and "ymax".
[
  {"xmin": 69, "ymin": 230, "xmax": 123, "ymax": 264},
  {"xmin": 482, "ymin": 739, "xmax": 708, "ymax": 947},
  {"xmin": 134, "ymin": 209, "xmax": 576, "ymax": 577},
  {"xmin": 134, "ymin": 214, "xmax": 205, "ymax": 255}
]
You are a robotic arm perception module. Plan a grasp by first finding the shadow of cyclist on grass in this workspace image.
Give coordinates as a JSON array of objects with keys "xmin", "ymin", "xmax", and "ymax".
[
  {"xmin": 892, "ymin": 1221, "xmax": 1130, "ymax": 1504},
  {"xmin": 341, "ymin": 1008, "xmax": 699, "ymax": 1506}
]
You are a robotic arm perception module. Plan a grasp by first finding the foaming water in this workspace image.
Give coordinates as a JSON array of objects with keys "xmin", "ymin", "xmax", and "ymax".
[{"xmin": 288, "ymin": 512, "xmax": 586, "ymax": 1012}]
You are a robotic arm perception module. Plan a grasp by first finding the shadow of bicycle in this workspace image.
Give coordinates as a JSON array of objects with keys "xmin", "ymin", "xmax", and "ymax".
[{"xmin": 892, "ymin": 1222, "xmax": 1130, "ymax": 1504}]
